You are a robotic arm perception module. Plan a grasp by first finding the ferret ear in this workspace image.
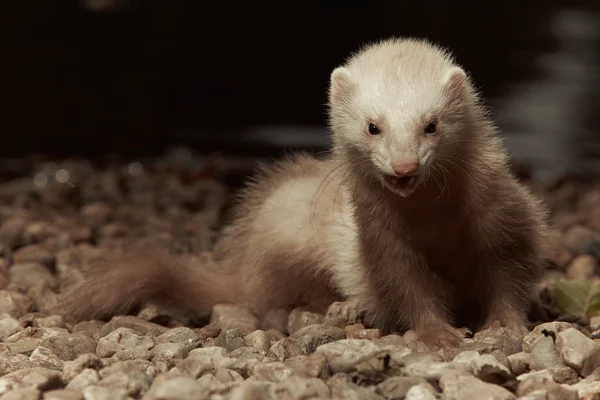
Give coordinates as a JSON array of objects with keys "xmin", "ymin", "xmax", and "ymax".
[
  {"xmin": 329, "ymin": 67, "xmax": 355, "ymax": 105},
  {"xmin": 442, "ymin": 67, "xmax": 467, "ymax": 95}
]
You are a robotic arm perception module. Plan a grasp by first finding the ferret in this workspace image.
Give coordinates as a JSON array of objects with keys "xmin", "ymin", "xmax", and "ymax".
[{"xmin": 55, "ymin": 37, "xmax": 549, "ymax": 349}]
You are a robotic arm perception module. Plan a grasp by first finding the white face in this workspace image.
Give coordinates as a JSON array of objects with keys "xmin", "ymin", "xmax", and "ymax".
[{"xmin": 329, "ymin": 65, "xmax": 468, "ymax": 198}]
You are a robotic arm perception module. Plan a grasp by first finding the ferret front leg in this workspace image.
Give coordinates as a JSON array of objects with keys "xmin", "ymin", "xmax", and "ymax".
[
  {"xmin": 388, "ymin": 263, "xmax": 467, "ymax": 349},
  {"xmin": 480, "ymin": 261, "xmax": 537, "ymax": 336}
]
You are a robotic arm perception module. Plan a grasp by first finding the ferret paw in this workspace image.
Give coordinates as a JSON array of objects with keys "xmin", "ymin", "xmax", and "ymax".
[
  {"xmin": 418, "ymin": 325, "xmax": 470, "ymax": 350},
  {"xmin": 481, "ymin": 314, "xmax": 529, "ymax": 338}
]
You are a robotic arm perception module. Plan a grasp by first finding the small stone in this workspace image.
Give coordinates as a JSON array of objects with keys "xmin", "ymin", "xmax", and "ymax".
[
  {"xmin": 374, "ymin": 334, "xmax": 407, "ymax": 350},
  {"xmin": 6, "ymin": 367, "xmax": 63, "ymax": 391},
  {"xmin": 229, "ymin": 346, "xmax": 266, "ymax": 377},
  {"xmin": 473, "ymin": 328, "xmax": 523, "ymax": 355},
  {"xmin": 12, "ymin": 245, "xmax": 55, "ymax": 269},
  {"xmin": 0, "ymin": 291, "xmax": 32, "ymax": 318},
  {"xmin": 329, "ymin": 373, "xmax": 385, "ymax": 399},
  {"xmin": 0, "ymin": 388, "xmax": 40, "ymax": 400},
  {"xmin": 72, "ymin": 321, "xmax": 105, "ymax": 342},
  {"xmin": 29, "ymin": 346, "xmax": 64, "ymax": 370},
  {"xmin": 287, "ymin": 308, "xmax": 325, "ymax": 334},
  {"xmin": 154, "ymin": 327, "xmax": 200, "ymax": 352},
  {"xmin": 99, "ymin": 360, "xmax": 157, "ymax": 378},
  {"xmin": 452, "ymin": 351, "xmax": 513, "ymax": 383},
  {"xmin": 214, "ymin": 368, "xmax": 244, "ymax": 384},
  {"xmin": 567, "ymin": 380, "xmax": 600, "ymax": 400},
  {"xmin": 269, "ymin": 376, "xmax": 330, "ymax": 398},
  {"xmin": 244, "ymin": 330, "xmax": 271, "ymax": 355},
  {"xmin": 8, "ymin": 326, "xmax": 68, "ymax": 342},
  {"xmin": 549, "ymin": 366, "xmax": 579, "ymax": 384},
  {"xmin": 440, "ymin": 372, "xmax": 515, "ymax": 400},
  {"xmin": 43, "ymin": 389, "xmax": 83, "ymax": 400},
  {"xmin": 96, "ymin": 327, "xmax": 154, "ymax": 358},
  {"xmin": 555, "ymin": 327, "xmax": 600, "ymax": 376},
  {"xmin": 250, "ymin": 361, "xmax": 293, "ymax": 382},
  {"xmin": 522, "ymin": 322, "xmax": 574, "ymax": 353},
  {"xmin": 176, "ymin": 347, "xmax": 235, "ymax": 378},
  {"xmin": 566, "ymin": 254, "xmax": 598, "ymax": 279},
  {"xmin": 81, "ymin": 386, "xmax": 129, "ymax": 400},
  {"xmin": 9, "ymin": 262, "xmax": 58, "ymax": 290},
  {"xmin": 260, "ymin": 308, "xmax": 289, "ymax": 333},
  {"xmin": 65, "ymin": 368, "xmax": 100, "ymax": 391},
  {"xmin": 6, "ymin": 339, "xmax": 39, "ymax": 354},
  {"xmin": 285, "ymin": 353, "xmax": 327, "ymax": 378},
  {"xmin": 0, "ymin": 217, "xmax": 26, "ymax": 249},
  {"xmin": 403, "ymin": 330, "xmax": 431, "ymax": 353},
  {"xmin": 345, "ymin": 323, "xmax": 382, "ymax": 340},
  {"xmin": 99, "ymin": 316, "xmax": 167, "ymax": 337},
  {"xmin": 472, "ymin": 353, "xmax": 513, "ymax": 384},
  {"xmin": 210, "ymin": 304, "xmax": 259, "ymax": 335},
  {"xmin": 214, "ymin": 328, "xmax": 245, "ymax": 352},
  {"xmin": 316, "ymin": 339, "xmax": 382, "ymax": 372},
  {"xmin": 508, "ymin": 352, "xmax": 530, "ymax": 375},
  {"xmin": 95, "ymin": 370, "xmax": 151, "ymax": 398},
  {"xmin": 149, "ymin": 343, "xmax": 188, "ymax": 363},
  {"xmin": 194, "ymin": 323, "xmax": 221, "ymax": 341},
  {"xmin": 27, "ymin": 281, "xmax": 58, "ymax": 314},
  {"xmin": 530, "ymin": 335, "xmax": 564, "ymax": 370},
  {"xmin": 68, "ymin": 227, "xmax": 93, "ymax": 244},
  {"xmin": 405, "ymin": 382, "xmax": 438, "ymax": 400},
  {"xmin": 290, "ymin": 324, "xmax": 346, "ymax": 354},
  {"xmin": 265, "ymin": 329, "xmax": 285, "ymax": 343},
  {"xmin": 40, "ymin": 333, "xmax": 97, "ymax": 361},
  {"xmin": 324, "ymin": 299, "xmax": 364, "ymax": 327},
  {"xmin": 32, "ymin": 315, "xmax": 66, "ymax": 329},
  {"xmin": 226, "ymin": 381, "xmax": 272, "ymax": 399},
  {"xmin": 63, "ymin": 353, "xmax": 104, "ymax": 381},
  {"xmin": 516, "ymin": 371, "xmax": 566, "ymax": 398},
  {"xmin": 268, "ymin": 337, "xmax": 304, "ymax": 362},
  {"xmin": 0, "ymin": 315, "xmax": 22, "ymax": 339},
  {"xmin": 80, "ymin": 202, "xmax": 112, "ymax": 226},
  {"xmin": 376, "ymin": 376, "xmax": 426, "ymax": 399}
]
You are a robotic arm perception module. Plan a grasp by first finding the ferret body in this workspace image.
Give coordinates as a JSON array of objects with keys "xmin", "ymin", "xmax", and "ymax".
[{"xmin": 57, "ymin": 37, "xmax": 548, "ymax": 348}]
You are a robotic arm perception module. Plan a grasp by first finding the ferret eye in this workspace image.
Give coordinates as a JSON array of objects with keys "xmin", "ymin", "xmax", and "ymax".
[
  {"xmin": 424, "ymin": 122, "xmax": 437, "ymax": 134},
  {"xmin": 368, "ymin": 123, "xmax": 381, "ymax": 135}
]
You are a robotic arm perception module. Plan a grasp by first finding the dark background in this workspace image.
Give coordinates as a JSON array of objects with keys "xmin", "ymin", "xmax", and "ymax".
[{"xmin": 2, "ymin": 1, "xmax": 600, "ymax": 182}]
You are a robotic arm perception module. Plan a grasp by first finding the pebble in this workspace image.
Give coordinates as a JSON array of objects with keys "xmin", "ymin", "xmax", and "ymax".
[
  {"xmin": 244, "ymin": 329, "xmax": 271, "ymax": 355},
  {"xmin": 287, "ymin": 308, "xmax": 325, "ymax": 334},
  {"xmin": 0, "ymin": 315, "xmax": 22, "ymax": 339},
  {"xmin": 12, "ymin": 245, "xmax": 56, "ymax": 269},
  {"xmin": 9, "ymin": 262, "xmax": 58, "ymax": 290},
  {"xmin": 290, "ymin": 324, "xmax": 346, "ymax": 354},
  {"xmin": 40, "ymin": 334, "xmax": 97, "ymax": 361},
  {"xmin": 439, "ymin": 371, "xmax": 516, "ymax": 400},
  {"xmin": 210, "ymin": 304, "xmax": 259, "ymax": 335},
  {"xmin": 530, "ymin": 335, "xmax": 564, "ymax": 370},
  {"xmin": 555, "ymin": 327, "xmax": 600, "ymax": 376}
]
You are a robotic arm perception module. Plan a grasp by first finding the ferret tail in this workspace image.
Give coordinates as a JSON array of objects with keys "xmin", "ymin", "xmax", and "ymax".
[{"xmin": 53, "ymin": 246, "xmax": 242, "ymax": 323}]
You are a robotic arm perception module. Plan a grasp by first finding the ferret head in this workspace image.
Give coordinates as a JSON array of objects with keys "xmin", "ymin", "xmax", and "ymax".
[{"xmin": 328, "ymin": 38, "xmax": 475, "ymax": 198}]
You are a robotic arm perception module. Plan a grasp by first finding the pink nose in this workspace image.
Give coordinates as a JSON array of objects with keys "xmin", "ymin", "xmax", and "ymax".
[{"xmin": 391, "ymin": 162, "xmax": 419, "ymax": 177}]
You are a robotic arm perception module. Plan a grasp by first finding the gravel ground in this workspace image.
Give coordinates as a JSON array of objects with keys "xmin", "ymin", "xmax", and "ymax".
[{"xmin": 1, "ymin": 147, "xmax": 600, "ymax": 400}]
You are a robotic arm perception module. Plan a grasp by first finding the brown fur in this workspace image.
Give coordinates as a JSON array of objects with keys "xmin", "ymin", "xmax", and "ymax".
[{"xmin": 55, "ymin": 37, "xmax": 549, "ymax": 348}]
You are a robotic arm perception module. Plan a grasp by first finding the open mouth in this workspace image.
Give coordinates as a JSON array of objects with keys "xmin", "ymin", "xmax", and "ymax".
[{"xmin": 382, "ymin": 174, "xmax": 419, "ymax": 191}]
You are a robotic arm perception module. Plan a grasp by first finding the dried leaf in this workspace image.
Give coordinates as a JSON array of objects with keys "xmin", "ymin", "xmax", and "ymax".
[{"xmin": 554, "ymin": 278, "xmax": 600, "ymax": 318}]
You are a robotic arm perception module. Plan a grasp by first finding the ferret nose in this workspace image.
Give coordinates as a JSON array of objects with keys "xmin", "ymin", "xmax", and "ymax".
[{"xmin": 391, "ymin": 162, "xmax": 419, "ymax": 177}]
